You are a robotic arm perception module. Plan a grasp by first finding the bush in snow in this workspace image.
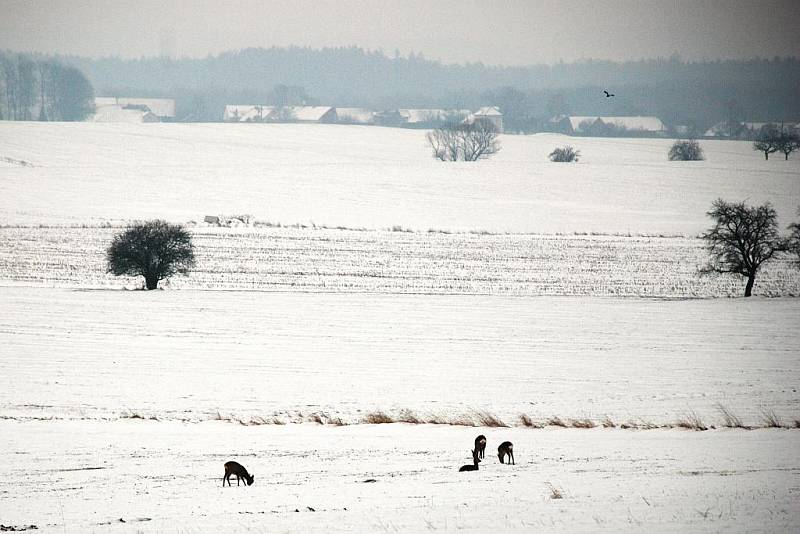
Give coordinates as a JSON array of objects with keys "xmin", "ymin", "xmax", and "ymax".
[
  {"xmin": 107, "ymin": 220, "xmax": 196, "ymax": 290},
  {"xmin": 548, "ymin": 145, "xmax": 580, "ymax": 162},
  {"xmin": 668, "ymin": 139, "xmax": 704, "ymax": 161}
]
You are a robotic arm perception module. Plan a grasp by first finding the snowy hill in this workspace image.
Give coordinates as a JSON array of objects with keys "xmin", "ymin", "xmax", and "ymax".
[{"xmin": 0, "ymin": 122, "xmax": 797, "ymax": 233}]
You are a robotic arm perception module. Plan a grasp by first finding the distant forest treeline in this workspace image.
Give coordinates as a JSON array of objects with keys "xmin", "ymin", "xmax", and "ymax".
[
  {"xmin": 14, "ymin": 47, "xmax": 800, "ymax": 131},
  {"xmin": 0, "ymin": 51, "xmax": 94, "ymax": 121}
]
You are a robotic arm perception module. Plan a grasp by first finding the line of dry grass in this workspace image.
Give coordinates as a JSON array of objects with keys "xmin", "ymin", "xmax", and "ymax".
[
  {"xmin": 676, "ymin": 410, "xmax": 708, "ymax": 431},
  {"xmin": 396, "ymin": 409, "xmax": 421, "ymax": 424},
  {"xmin": 474, "ymin": 410, "xmax": 508, "ymax": 427},
  {"xmin": 547, "ymin": 416, "xmax": 568, "ymax": 428},
  {"xmin": 715, "ymin": 403, "xmax": 746, "ymax": 429},
  {"xmin": 571, "ymin": 418, "xmax": 596, "ymax": 429},
  {"xmin": 519, "ymin": 414, "xmax": 545, "ymax": 428},
  {"xmin": 203, "ymin": 407, "xmax": 797, "ymax": 430},
  {"xmin": 760, "ymin": 408, "xmax": 783, "ymax": 428},
  {"xmin": 362, "ymin": 411, "xmax": 395, "ymax": 424}
]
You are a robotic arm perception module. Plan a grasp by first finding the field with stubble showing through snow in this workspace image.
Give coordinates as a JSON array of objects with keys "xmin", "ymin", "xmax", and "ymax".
[{"xmin": 0, "ymin": 122, "xmax": 799, "ymax": 533}]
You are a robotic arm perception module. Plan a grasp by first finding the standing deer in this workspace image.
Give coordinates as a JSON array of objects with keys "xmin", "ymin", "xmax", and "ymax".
[
  {"xmin": 223, "ymin": 461, "xmax": 254, "ymax": 486},
  {"xmin": 498, "ymin": 441, "xmax": 514, "ymax": 465},
  {"xmin": 458, "ymin": 449, "xmax": 481, "ymax": 472},
  {"xmin": 474, "ymin": 435, "xmax": 487, "ymax": 459}
]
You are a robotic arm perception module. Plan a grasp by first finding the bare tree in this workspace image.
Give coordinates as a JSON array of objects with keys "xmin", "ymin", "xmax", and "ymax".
[
  {"xmin": 753, "ymin": 134, "xmax": 779, "ymax": 160},
  {"xmin": 426, "ymin": 120, "xmax": 500, "ymax": 162},
  {"xmin": 788, "ymin": 209, "xmax": 800, "ymax": 268},
  {"xmin": 775, "ymin": 131, "xmax": 800, "ymax": 161},
  {"xmin": 700, "ymin": 199, "xmax": 782, "ymax": 297}
]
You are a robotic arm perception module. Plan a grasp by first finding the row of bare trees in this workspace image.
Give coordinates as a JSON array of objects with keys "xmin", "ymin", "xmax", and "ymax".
[
  {"xmin": 0, "ymin": 52, "xmax": 95, "ymax": 121},
  {"xmin": 753, "ymin": 129, "xmax": 800, "ymax": 160},
  {"xmin": 426, "ymin": 120, "xmax": 500, "ymax": 161}
]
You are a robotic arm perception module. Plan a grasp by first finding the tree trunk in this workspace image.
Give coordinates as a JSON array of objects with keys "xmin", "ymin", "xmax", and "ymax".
[
  {"xmin": 785, "ymin": 152, "xmax": 789, "ymax": 161},
  {"xmin": 744, "ymin": 274, "xmax": 755, "ymax": 297},
  {"xmin": 764, "ymin": 152, "xmax": 768, "ymax": 160},
  {"xmin": 145, "ymin": 274, "xmax": 159, "ymax": 290}
]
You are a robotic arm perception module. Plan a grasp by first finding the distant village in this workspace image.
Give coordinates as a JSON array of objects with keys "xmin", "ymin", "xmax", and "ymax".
[{"xmin": 91, "ymin": 97, "xmax": 798, "ymax": 139}]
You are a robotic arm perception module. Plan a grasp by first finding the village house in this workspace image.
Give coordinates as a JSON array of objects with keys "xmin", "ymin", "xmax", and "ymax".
[
  {"xmin": 468, "ymin": 106, "xmax": 504, "ymax": 133},
  {"xmin": 222, "ymin": 105, "xmax": 337, "ymax": 123},
  {"xmin": 92, "ymin": 97, "xmax": 176, "ymax": 122},
  {"xmin": 335, "ymin": 108, "xmax": 376, "ymax": 125},
  {"xmin": 704, "ymin": 120, "xmax": 799, "ymax": 139},
  {"xmin": 566, "ymin": 115, "xmax": 667, "ymax": 136}
]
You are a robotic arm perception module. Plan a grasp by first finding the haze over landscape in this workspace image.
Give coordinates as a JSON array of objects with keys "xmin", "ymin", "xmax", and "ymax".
[{"xmin": 2, "ymin": 0, "xmax": 799, "ymax": 64}]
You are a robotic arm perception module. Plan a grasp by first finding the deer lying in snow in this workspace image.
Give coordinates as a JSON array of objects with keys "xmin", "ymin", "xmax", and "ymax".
[
  {"xmin": 498, "ymin": 441, "xmax": 514, "ymax": 465},
  {"xmin": 474, "ymin": 434, "xmax": 486, "ymax": 459},
  {"xmin": 223, "ymin": 461, "xmax": 254, "ymax": 486},
  {"xmin": 459, "ymin": 449, "xmax": 481, "ymax": 472}
]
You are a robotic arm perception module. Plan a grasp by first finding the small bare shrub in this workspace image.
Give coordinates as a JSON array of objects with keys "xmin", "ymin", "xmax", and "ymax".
[
  {"xmin": 308, "ymin": 413, "xmax": 324, "ymax": 424},
  {"xmin": 328, "ymin": 417, "xmax": 346, "ymax": 426},
  {"xmin": 547, "ymin": 416, "xmax": 567, "ymax": 428},
  {"xmin": 519, "ymin": 414, "xmax": 544, "ymax": 428},
  {"xmin": 548, "ymin": 145, "xmax": 580, "ymax": 162},
  {"xmin": 448, "ymin": 414, "xmax": 477, "ymax": 427},
  {"xmin": 571, "ymin": 418, "xmax": 596, "ymax": 429},
  {"xmin": 601, "ymin": 416, "xmax": 616, "ymax": 428},
  {"xmin": 545, "ymin": 482, "xmax": 563, "ymax": 499},
  {"xmin": 715, "ymin": 403, "xmax": 745, "ymax": 428},
  {"xmin": 676, "ymin": 410, "xmax": 708, "ymax": 431},
  {"xmin": 760, "ymin": 408, "xmax": 783, "ymax": 428},
  {"xmin": 425, "ymin": 415, "xmax": 448, "ymax": 425},
  {"xmin": 362, "ymin": 411, "xmax": 395, "ymax": 424},
  {"xmin": 668, "ymin": 139, "xmax": 704, "ymax": 161},
  {"xmin": 474, "ymin": 410, "xmax": 508, "ymax": 427},
  {"xmin": 396, "ymin": 409, "xmax": 421, "ymax": 424}
]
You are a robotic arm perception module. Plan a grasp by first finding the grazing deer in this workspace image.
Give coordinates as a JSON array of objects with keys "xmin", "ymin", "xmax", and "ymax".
[
  {"xmin": 498, "ymin": 441, "xmax": 514, "ymax": 465},
  {"xmin": 474, "ymin": 434, "xmax": 487, "ymax": 459},
  {"xmin": 223, "ymin": 461, "xmax": 254, "ymax": 486},
  {"xmin": 458, "ymin": 449, "xmax": 480, "ymax": 472}
]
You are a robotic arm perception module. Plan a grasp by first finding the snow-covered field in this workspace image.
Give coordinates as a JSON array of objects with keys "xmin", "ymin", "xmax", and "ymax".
[
  {"xmin": 1, "ymin": 123, "xmax": 799, "ymax": 532},
  {"xmin": 0, "ymin": 122, "xmax": 798, "ymax": 233},
  {"xmin": 2, "ymin": 288, "xmax": 798, "ymax": 425},
  {"xmin": 1, "ymin": 288, "xmax": 799, "ymax": 532},
  {"xmin": 2, "ymin": 226, "xmax": 798, "ymax": 296},
  {"xmin": 2, "ymin": 420, "xmax": 799, "ymax": 533}
]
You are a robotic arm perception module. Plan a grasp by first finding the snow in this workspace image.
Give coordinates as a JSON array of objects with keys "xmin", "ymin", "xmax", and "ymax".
[
  {"xmin": 0, "ymin": 123, "xmax": 798, "ymax": 532},
  {"xmin": 2, "ymin": 288, "xmax": 797, "ymax": 425},
  {"xmin": 2, "ymin": 420, "xmax": 798, "ymax": 533},
  {"xmin": 1, "ymin": 287, "xmax": 799, "ymax": 532},
  {"xmin": 0, "ymin": 123, "xmax": 796, "ymax": 233}
]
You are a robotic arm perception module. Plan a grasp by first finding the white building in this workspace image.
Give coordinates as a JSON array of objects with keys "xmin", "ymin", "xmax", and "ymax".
[
  {"xmin": 223, "ymin": 105, "xmax": 337, "ymax": 123},
  {"xmin": 336, "ymin": 108, "xmax": 376, "ymax": 125},
  {"xmin": 467, "ymin": 107, "xmax": 504, "ymax": 133},
  {"xmin": 568, "ymin": 116, "xmax": 666, "ymax": 134},
  {"xmin": 92, "ymin": 97, "xmax": 175, "ymax": 122}
]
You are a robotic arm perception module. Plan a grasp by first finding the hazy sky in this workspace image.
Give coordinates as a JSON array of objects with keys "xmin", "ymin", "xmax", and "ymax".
[{"xmin": 2, "ymin": 0, "xmax": 799, "ymax": 65}]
